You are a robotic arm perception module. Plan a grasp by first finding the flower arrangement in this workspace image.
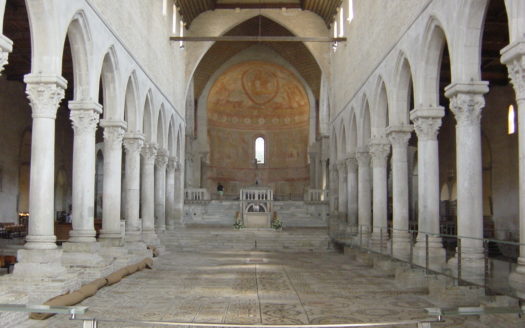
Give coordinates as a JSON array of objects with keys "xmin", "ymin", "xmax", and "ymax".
[
  {"xmin": 271, "ymin": 212, "xmax": 282, "ymax": 230},
  {"xmin": 233, "ymin": 211, "xmax": 244, "ymax": 230}
]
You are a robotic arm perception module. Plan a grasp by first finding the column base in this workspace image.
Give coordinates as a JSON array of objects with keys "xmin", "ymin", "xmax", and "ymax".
[
  {"xmin": 24, "ymin": 234, "xmax": 57, "ymax": 250},
  {"xmin": 98, "ymin": 235, "xmax": 124, "ymax": 247},
  {"xmin": 125, "ymin": 229, "xmax": 143, "ymax": 242},
  {"xmin": 509, "ymin": 258, "xmax": 525, "ymax": 300},
  {"xmin": 446, "ymin": 251, "xmax": 486, "ymax": 286},
  {"xmin": 62, "ymin": 242, "xmax": 115, "ymax": 284},
  {"xmin": 413, "ymin": 238, "xmax": 446, "ymax": 271},
  {"xmin": 12, "ymin": 249, "xmax": 67, "ymax": 278},
  {"xmin": 98, "ymin": 230, "xmax": 122, "ymax": 242},
  {"xmin": 68, "ymin": 229, "xmax": 97, "ymax": 243},
  {"xmin": 370, "ymin": 230, "xmax": 389, "ymax": 253},
  {"xmin": 6, "ymin": 249, "xmax": 81, "ymax": 305},
  {"xmin": 392, "ymin": 232, "xmax": 412, "ymax": 261}
]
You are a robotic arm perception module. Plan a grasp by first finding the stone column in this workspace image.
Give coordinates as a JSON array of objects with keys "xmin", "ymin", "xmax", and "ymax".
[
  {"xmin": 309, "ymin": 151, "xmax": 317, "ymax": 188},
  {"xmin": 68, "ymin": 101, "xmax": 102, "ymax": 243},
  {"xmin": 141, "ymin": 143, "xmax": 157, "ymax": 242},
  {"xmin": 501, "ymin": 40, "xmax": 525, "ymax": 298},
  {"xmin": 410, "ymin": 108, "xmax": 446, "ymax": 267},
  {"xmin": 356, "ymin": 148, "xmax": 372, "ymax": 239},
  {"xmin": 328, "ymin": 164, "xmax": 339, "ymax": 237},
  {"xmin": 174, "ymin": 161, "xmax": 184, "ymax": 226},
  {"xmin": 123, "ymin": 133, "xmax": 144, "ymax": 241},
  {"xmin": 0, "ymin": 34, "xmax": 12, "ymax": 75},
  {"xmin": 98, "ymin": 120, "xmax": 126, "ymax": 243},
  {"xmin": 320, "ymin": 159, "xmax": 328, "ymax": 191},
  {"xmin": 369, "ymin": 139, "xmax": 390, "ymax": 249},
  {"xmin": 23, "ymin": 75, "xmax": 66, "ymax": 250},
  {"xmin": 387, "ymin": 125, "xmax": 413, "ymax": 259},
  {"xmin": 345, "ymin": 156, "xmax": 358, "ymax": 232},
  {"xmin": 445, "ymin": 83, "xmax": 489, "ymax": 266},
  {"xmin": 337, "ymin": 161, "xmax": 348, "ymax": 224},
  {"xmin": 165, "ymin": 157, "xmax": 176, "ymax": 231},
  {"xmin": 154, "ymin": 149, "xmax": 169, "ymax": 232}
]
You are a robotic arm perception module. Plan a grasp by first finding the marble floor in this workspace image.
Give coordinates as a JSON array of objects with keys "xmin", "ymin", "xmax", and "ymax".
[{"xmin": 20, "ymin": 250, "xmax": 517, "ymax": 328}]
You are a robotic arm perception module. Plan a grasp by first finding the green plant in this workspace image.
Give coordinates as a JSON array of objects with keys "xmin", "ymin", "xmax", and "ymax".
[{"xmin": 271, "ymin": 213, "xmax": 282, "ymax": 230}]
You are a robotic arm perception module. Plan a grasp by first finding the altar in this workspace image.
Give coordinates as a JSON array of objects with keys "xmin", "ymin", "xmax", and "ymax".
[{"xmin": 240, "ymin": 187, "xmax": 273, "ymax": 228}]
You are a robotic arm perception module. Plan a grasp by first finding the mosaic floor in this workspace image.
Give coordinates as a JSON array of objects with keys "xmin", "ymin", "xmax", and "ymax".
[{"xmin": 20, "ymin": 250, "xmax": 511, "ymax": 328}]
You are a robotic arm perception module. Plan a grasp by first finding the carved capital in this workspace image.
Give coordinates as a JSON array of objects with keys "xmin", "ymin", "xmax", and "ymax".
[
  {"xmin": 155, "ymin": 149, "xmax": 169, "ymax": 168},
  {"xmin": 445, "ymin": 82, "xmax": 489, "ymax": 127},
  {"xmin": 501, "ymin": 41, "xmax": 525, "ymax": 100},
  {"xmin": 167, "ymin": 157, "xmax": 177, "ymax": 172},
  {"xmin": 123, "ymin": 133, "xmax": 145, "ymax": 155},
  {"xmin": 69, "ymin": 102, "xmax": 102, "ymax": 136},
  {"xmin": 24, "ymin": 75, "xmax": 67, "ymax": 119},
  {"xmin": 410, "ymin": 107, "xmax": 444, "ymax": 141},
  {"xmin": 141, "ymin": 143, "xmax": 158, "ymax": 164},
  {"xmin": 0, "ymin": 51, "xmax": 7, "ymax": 75},
  {"xmin": 101, "ymin": 120, "xmax": 127, "ymax": 151},
  {"xmin": 337, "ymin": 161, "xmax": 347, "ymax": 177},
  {"xmin": 345, "ymin": 156, "xmax": 358, "ymax": 172},
  {"xmin": 387, "ymin": 125, "xmax": 413, "ymax": 148},
  {"xmin": 0, "ymin": 35, "xmax": 13, "ymax": 76},
  {"xmin": 369, "ymin": 139, "xmax": 390, "ymax": 168},
  {"xmin": 356, "ymin": 149, "xmax": 370, "ymax": 167}
]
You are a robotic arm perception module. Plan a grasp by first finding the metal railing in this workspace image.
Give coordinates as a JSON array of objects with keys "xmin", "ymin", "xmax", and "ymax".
[{"xmin": 335, "ymin": 225, "xmax": 524, "ymax": 301}]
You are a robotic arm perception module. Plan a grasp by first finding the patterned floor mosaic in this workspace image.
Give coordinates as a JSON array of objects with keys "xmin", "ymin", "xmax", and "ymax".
[{"xmin": 19, "ymin": 250, "xmax": 521, "ymax": 328}]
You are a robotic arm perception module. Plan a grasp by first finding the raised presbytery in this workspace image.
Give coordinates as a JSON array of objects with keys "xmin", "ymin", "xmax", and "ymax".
[{"xmin": 0, "ymin": 0, "xmax": 524, "ymax": 327}]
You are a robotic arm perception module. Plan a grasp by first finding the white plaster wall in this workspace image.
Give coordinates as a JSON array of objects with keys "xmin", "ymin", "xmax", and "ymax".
[
  {"xmin": 331, "ymin": 0, "xmax": 431, "ymax": 117},
  {"xmin": 87, "ymin": 0, "xmax": 186, "ymax": 113}
]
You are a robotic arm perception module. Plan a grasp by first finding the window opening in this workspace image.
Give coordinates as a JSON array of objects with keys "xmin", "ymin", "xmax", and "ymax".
[
  {"xmin": 339, "ymin": 9, "xmax": 345, "ymax": 36},
  {"xmin": 255, "ymin": 137, "xmax": 265, "ymax": 164},
  {"xmin": 347, "ymin": 0, "xmax": 354, "ymax": 23},
  {"xmin": 508, "ymin": 104, "xmax": 516, "ymax": 135}
]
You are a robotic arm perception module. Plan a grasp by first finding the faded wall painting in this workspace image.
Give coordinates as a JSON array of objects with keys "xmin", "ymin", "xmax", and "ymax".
[{"xmin": 207, "ymin": 61, "xmax": 310, "ymax": 197}]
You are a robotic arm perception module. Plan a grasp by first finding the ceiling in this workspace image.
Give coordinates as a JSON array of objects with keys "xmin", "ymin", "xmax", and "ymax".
[
  {"xmin": 192, "ymin": 16, "xmax": 322, "ymax": 103},
  {"xmin": 174, "ymin": 0, "xmax": 343, "ymax": 28}
]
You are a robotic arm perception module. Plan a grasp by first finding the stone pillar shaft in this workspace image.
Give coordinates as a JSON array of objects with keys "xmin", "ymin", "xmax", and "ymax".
[
  {"xmin": 99, "ymin": 120, "xmax": 127, "ymax": 240},
  {"xmin": 174, "ymin": 163, "xmax": 184, "ymax": 225},
  {"xmin": 356, "ymin": 149, "xmax": 371, "ymax": 233},
  {"xmin": 123, "ymin": 133, "xmax": 144, "ymax": 236},
  {"xmin": 346, "ymin": 156, "xmax": 358, "ymax": 228},
  {"xmin": 445, "ymin": 82, "xmax": 489, "ymax": 256},
  {"xmin": 141, "ymin": 143, "xmax": 157, "ymax": 234},
  {"xmin": 369, "ymin": 139, "xmax": 390, "ymax": 237},
  {"xmin": 410, "ymin": 108, "xmax": 444, "ymax": 238},
  {"xmin": 166, "ymin": 158, "xmax": 176, "ymax": 230},
  {"xmin": 337, "ymin": 161, "xmax": 348, "ymax": 220},
  {"xmin": 24, "ymin": 75, "xmax": 66, "ymax": 249},
  {"xmin": 387, "ymin": 126, "xmax": 413, "ymax": 239},
  {"xmin": 69, "ymin": 101, "xmax": 102, "ymax": 243},
  {"xmin": 154, "ymin": 149, "xmax": 169, "ymax": 231}
]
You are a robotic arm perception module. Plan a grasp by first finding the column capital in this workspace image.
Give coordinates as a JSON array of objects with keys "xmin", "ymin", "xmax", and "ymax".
[
  {"xmin": 445, "ymin": 82, "xmax": 489, "ymax": 127},
  {"xmin": 156, "ymin": 149, "xmax": 169, "ymax": 168},
  {"xmin": 0, "ymin": 35, "xmax": 13, "ymax": 75},
  {"xmin": 167, "ymin": 157, "xmax": 177, "ymax": 172},
  {"xmin": 501, "ymin": 40, "xmax": 525, "ymax": 101},
  {"xmin": 24, "ymin": 74, "xmax": 67, "ymax": 119},
  {"xmin": 410, "ymin": 107, "xmax": 445, "ymax": 141},
  {"xmin": 123, "ymin": 133, "xmax": 145, "ymax": 154},
  {"xmin": 387, "ymin": 125, "xmax": 413, "ymax": 147},
  {"xmin": 337, "ymin": 161, "xmax": 347, "ymax": 177},
  {"xmin": 345, "ymin": 155, "xmax": 357, "ymax": 171},
  {"xmin": 69, "ymin": 101, "xmax": 102, "ymax": 136},
  {"xmin": 369, "ymin": 138, "xmax": 390, "ymax": 168},
  {"xmin": 101, "ymin": 120, "xmax": 127, "ymax": 151},
  {"xmin": 141, "ymin": 143, "xmax": 157, "ymax": 164},
  {"xmin": 356, "ymin": 148, "xmax": 371, "ymax": 167}
]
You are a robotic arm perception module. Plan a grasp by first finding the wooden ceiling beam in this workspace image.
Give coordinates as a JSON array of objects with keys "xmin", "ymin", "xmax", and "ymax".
[{"xmin": 171, "ymin": 36, "xmax": 345, "ymax": 42}]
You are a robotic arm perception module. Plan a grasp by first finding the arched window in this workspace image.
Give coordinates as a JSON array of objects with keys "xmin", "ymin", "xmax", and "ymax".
[
  {"xmin": 508, "ymin": 104, "xmax": 516, "ymax": 135},
  {"xmin": 255, "ymin": 137, "xmax": 265, "ymax": 164},
  {"xmin": 347, "ymin": 0, "xmax": 354, "ymax": 23}
]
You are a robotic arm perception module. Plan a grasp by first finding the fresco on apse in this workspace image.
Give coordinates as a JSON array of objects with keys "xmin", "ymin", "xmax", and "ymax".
[{"xmin": 207, "ymin": 61, "xmax": 310, "ymax": 196}]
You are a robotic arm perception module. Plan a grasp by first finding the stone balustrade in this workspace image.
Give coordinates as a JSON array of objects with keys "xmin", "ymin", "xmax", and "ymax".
[{"xmin": 184, "ymin": 188, "xmax": 210, "ymax": 202}]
